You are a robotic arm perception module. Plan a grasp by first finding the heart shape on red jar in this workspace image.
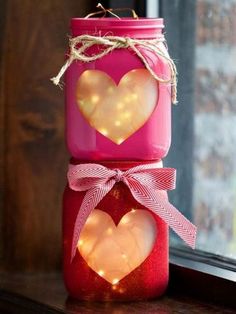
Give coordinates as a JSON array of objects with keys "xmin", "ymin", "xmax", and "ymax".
[
  {"xmin": 76, "ymin": 69, "xmax": 158, "ymax": 144},
  {"xmin": 77, "ymin": 209, "xmax": 157, "ymax": 285}
]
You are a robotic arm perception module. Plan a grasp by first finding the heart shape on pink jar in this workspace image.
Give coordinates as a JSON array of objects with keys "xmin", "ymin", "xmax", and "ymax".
[
  {"xmin": 76, "ymin": 69, "xmax": 158, "ymax": 144},
  {"xmin": 77, "ymin": 209, "xmax": 157, "ymax": 285}
]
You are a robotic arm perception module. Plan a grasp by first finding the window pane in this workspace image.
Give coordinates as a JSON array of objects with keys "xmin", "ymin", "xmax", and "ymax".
[{"xmin": 193, "ymin": 0, "xmax": 236, "ymax": 259}]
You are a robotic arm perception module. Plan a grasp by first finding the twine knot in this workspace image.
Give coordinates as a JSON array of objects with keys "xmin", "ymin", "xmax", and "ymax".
[
  {"xmin": 51, "ymin": 34, "xmax": 178, "ymax": 104},
  {"xmin": 114, "ymin": 169, "xmax": 123, "ymax": 182},
  {"xmin": 116, "ymin": 37, "xmax": 131, "ymax": 48}
]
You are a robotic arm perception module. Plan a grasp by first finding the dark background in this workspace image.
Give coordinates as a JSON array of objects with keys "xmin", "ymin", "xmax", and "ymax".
[{"xmin": 0, "ymin": 0, "xmax": 93, "ymax": 272}]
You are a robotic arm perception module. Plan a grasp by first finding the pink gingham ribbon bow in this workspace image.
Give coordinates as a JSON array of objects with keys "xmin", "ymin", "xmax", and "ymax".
[{"xmin": 68, "ymin": 163, "xmax": 197, "ymax": 260}]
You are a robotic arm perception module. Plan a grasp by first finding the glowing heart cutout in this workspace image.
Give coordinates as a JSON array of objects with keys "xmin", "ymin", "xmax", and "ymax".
[
  {"xmin": 76, "ymin": 69, "xmax": 158, "ymax": 144},
  {"xmin": 77, "ymin": 209, "xmax": 157, "ymax": 285}
]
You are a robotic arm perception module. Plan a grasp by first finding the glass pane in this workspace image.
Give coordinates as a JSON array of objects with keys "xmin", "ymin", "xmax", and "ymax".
[{"xmin": 193, "ymin": 0, "xmax": 236, "ymax": 258}]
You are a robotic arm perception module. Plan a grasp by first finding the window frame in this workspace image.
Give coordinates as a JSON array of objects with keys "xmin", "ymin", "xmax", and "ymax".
[
  {"xmin": 106, "ymin": 0, "xmax": 236, "ymax": 308},
  {"xmin": 160, "ymin": 0, "xmax": 236, "ymax": 307},
  {"xmin": 170, "ymin": 248, "xmax": 236, "ymax": 308}
]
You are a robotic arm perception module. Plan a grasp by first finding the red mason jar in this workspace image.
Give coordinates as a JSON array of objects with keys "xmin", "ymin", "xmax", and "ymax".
[{"xmin": 63, "ymin": 160, "xmax": 169, "ymax": 301}]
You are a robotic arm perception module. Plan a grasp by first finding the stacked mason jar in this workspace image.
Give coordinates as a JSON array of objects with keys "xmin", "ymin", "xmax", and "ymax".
[{"xmin": 63, "ymin": 18, "xmax": 174, "ymax": 301}]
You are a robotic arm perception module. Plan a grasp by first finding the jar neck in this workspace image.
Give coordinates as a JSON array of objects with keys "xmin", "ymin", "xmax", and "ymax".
[
  {"xmin": 70, "ymin": 18, "xmax": 164, "ymax": 39},
  {"xmin": 70, "ymin": 159, "xmax": 163, "ymax": 170}
]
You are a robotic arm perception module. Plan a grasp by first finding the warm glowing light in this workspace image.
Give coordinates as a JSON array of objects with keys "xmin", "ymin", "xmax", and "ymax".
[
  {"xmin": 107, "ymin": 86, "xmax": 114, "ymax": 94},
  {"xmin": 81, "ymin": 70, "xmax": 90, "ymax": 79},
  {"xmin": 131, "ymin": 93, "xmax": 138, "ymax": 100},
  {"xmin": 76, "ymin": 69, "xmax": 158, "ymax": 145},
  {"xmin": 86, "ymin": 215, "xmax": 98, "ymax": 225},
  {"xmin": 119, "ymin": 288, "xmax": 125, "ymax": 293},
  {"xmin": 91, "ymin": 94, "xmax": 100, "ymax": 104},
  {"xmin": 123, "ymin": 111, "xmax": 131, "ymax": 119},
  {"xmin": 99, "ymin": 128, "xmax": 109, "ymax": 136},
  {"xmin": 117, "ymin": 102, "xmax": 124, "ymax": 109},
  {"xmin": 121, "ymin": 216, "xmax": 130, "ymax": 224},
  {"xmin": 78, "ymin": 209, "xmax": 157, "ymax": 284},
  {"xmin": 114, "ymin": 120, "xmax": 121, "ymax": 126},
  {"xmin": 124, "ymin": 95, "xmax": 131, "ymax": 102},
  {"xmin": 131, "ymin": 209, "xmax": 136, "ymax": 213},
  {"xmin": 124, "ymin": 94, "xmax": 137, "ymax": 102},
  {"xmin": 112, "ymin": 278, "xmax": 119, "ymax": 285},
  {"xmin": 98, "ymin": 270, "xmax": 105, "ymax": 276},
  {"xmin": 122, "ymin": 76, "xmax": 130, "ymax": 83},
  {"xmin": 107, "ymin": 228, "xmax": 113, "ymax": 235},
  {"xmin": 78, "ymin": 240, "xmax": 84, "ymax": 247},
  {"xmin": 117, "ymin": 138, "xmax": 125, "ymax": 145}
]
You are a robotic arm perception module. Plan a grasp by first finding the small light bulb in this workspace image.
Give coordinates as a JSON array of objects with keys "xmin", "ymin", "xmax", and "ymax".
[
  {"xmin": 91, "ymin": 94, "xmax": 100, "ymax": 104},
  {"xmin": 117, "ymin": 102, "xmax": 124, "ymax": 109},
  {"xmin": 107, "ymin": 86, "xmax": 114, "ymax": 94},
  {"xmin": 131, "ymin": 209, "xmax": 136, "ymax": 213},
  {"xmin": 122, "ymin": 76, "xmax": 130, "ymax": 83},
  {"xmin": 107, "ymin": 228, "xmax": 113, "ymax": 235},
  {"xmin": 123, "ymin": 111, "xmax": 131, "ymax": 119},
  {"xmin": 124, "ymin": 96, "xmax": 131, "ymax": 102},
  {"xmin": 114, "ymin": 120, "xmax": 121, "ymax": 126},
  {"xmin": 131, "ymin": 93, "xmax": 138, "ymax": 100},
  {"xmin": 86, "ymin": 215, "xmax": 99, "ymax": 225},
  {"xmin": 98, "ymin": 270, "xmax": 105, "ymax": 276},
  {"xmin": 117, "ymin": 138, "xmax": 124, "ymax": 145},
  {"xmin": 99, "ymin": 128, "xmax": 109, "ymax": 136},
  {"xmin": 78, "ymin": 240, "xmax": 83, "ymax": 247},
  {"xmin": 112, "ymin": 278, "xmax": 119, "ymax": 285},
  {"xmin": 82, "ymin": 71, "xmax": 90, "ymax": 79},
  {"xmin": 121, "ymin": 216, "xmax": 130, "ymax": 224}
]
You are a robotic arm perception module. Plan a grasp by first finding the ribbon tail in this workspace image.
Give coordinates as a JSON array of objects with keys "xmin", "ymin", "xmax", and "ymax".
[
  {"xmin": 71, "ymin": 180, "xmax": 115, "ymax": 262},
  {"xmin": 128, "ymin": 181, "xmax": 197, "ymax": 249}
]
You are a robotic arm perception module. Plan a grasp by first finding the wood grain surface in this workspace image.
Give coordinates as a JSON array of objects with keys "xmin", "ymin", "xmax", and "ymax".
[
  {"xmin": 0, "ymin": 272, "xmax": 235, "ymax": 314},
  {"xmin": 0, "ymin": 0, "xmax": 92, "ymax": 271},
  {"xmin": 0, "ymin": 0, "xmax": 7, "ymax": 271}
]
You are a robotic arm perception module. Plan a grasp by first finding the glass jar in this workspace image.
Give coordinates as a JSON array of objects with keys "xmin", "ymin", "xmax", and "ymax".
[
  {"xmin": 63, "ymin": 160, "xmax": 169, "ymax": 301},
  {"xmin": 65, "ymin": 18, "xmax": 172, "ymax": 161}
]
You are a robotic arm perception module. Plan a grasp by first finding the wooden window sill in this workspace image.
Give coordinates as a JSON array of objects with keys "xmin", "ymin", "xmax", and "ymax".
[{"xmin": 0, "ymin": 272, "xmax": 235, "ymax": 314}]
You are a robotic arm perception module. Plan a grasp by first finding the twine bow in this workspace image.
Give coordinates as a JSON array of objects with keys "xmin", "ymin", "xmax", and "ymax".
[
  {"xmin": 68, "ymin": 163, "xmax": 197, "ymax": 261},
  {"xmin": 51, "ymin": 34, "xmax": 178, "ymax": 104}
]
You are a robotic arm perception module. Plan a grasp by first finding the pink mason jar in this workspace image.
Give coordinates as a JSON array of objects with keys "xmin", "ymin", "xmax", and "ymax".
[{"xmin": 65, "ymin": 18, "xmax": 172, "ymax": 160}]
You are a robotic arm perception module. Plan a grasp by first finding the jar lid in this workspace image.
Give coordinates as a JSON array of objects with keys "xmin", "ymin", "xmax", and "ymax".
[{"xmin": 71, "ymin": 18, "xmax": 164, "ymax": 38}]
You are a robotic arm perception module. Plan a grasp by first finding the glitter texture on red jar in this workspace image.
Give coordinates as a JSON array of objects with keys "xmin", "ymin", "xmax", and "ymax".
[{"xmin": 63, "ymin": 160, "xmax": 169, "ymax": 301}]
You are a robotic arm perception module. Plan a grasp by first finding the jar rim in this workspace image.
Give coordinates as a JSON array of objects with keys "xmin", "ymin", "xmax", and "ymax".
[
  {"xmin": 71, "ymin": 17, "xmax": 164, "ymax": 30},
  {"xmin": 71, "ymin": 18, "xmax": 164, "ymax": 38}
]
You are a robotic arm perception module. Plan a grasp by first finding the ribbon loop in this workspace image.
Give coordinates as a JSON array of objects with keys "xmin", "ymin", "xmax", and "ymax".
[{"xmin": 68, "ymin": 163, "xmax": 197, "ymax": 261}]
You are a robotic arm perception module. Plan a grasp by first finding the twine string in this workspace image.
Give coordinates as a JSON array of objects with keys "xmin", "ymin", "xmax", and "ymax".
[
  {"xmin": 85, "ymin": 3, "xmax": 138, "ymax": 19},
  {"xmin": 51, "ymin": 34, "xmax": 178, "ymax": 103}
]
